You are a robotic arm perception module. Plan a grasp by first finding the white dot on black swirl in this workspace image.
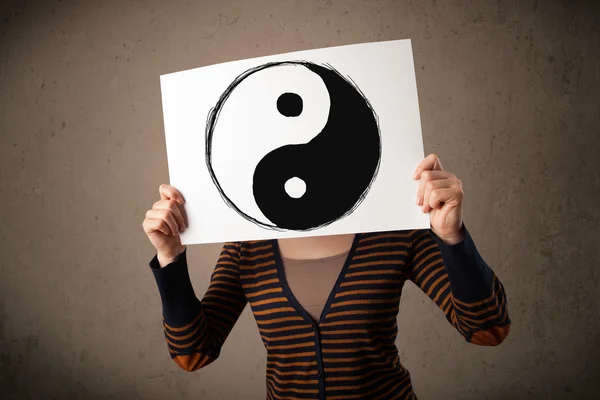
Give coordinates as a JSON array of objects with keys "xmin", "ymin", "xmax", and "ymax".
[{"xmin": 206, "ymin": 61, "xmax": 381, "ymax": 231}]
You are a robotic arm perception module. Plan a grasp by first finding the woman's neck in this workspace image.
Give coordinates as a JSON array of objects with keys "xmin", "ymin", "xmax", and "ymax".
[{"xmin": 277, "ymin": 233, "xmax": 356, "ymax": 261}]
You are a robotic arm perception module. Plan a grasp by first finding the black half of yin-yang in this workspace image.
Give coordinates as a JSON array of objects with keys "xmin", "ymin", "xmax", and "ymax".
[{"xmin": 253, "ymin": 62, "xmax": 381, "ymax": 231}]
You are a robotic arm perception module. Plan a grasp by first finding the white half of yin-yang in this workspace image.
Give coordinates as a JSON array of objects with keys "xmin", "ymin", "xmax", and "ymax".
[{"xmin": 209, "ymin": 63, "xmax": 331, "ymax": 227}]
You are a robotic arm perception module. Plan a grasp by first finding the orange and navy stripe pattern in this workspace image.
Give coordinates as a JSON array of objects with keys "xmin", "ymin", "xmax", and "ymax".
[
  {"xmin": 160, "ymin": 242, "xmax": 246, "ymax": 372},
  {"xmin": 154, "ymin": 228, "xmax": 510, "ymax": 400}
]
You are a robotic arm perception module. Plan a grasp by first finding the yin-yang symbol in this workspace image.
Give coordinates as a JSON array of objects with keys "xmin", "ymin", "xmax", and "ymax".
[{"xmin": 206, "ymin": 61, "xmax": 381, "ymax": 231}]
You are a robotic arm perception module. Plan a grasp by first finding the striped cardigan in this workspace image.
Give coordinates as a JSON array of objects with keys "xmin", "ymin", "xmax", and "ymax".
[{"xmin": 150, "ymin": 226, "xmax": 510, "ymax": 399}]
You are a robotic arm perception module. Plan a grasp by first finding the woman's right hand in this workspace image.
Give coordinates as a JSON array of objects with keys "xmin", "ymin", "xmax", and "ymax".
[{"xmin": 142, "ymin": 184, "xmax": 188, "ymax": 267}]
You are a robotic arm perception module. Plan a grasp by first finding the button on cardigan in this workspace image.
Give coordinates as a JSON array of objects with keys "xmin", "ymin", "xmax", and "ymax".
[{"xmin": 149, "ymin": 226, "xmax": 511, "ymax": 399}]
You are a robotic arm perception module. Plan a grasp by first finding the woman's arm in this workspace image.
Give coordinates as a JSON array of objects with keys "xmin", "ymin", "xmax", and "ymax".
[
  {"xmin": 149, "ymin": 242, "xmax": 248, "ymax": 371},
  {"xmin": 407, "ymin": 226, "xmax": 510, "ymax": 346}
]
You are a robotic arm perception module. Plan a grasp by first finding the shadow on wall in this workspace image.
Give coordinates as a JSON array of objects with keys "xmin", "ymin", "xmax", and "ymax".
[{"xmin": 1, "ymin": 350, "xmax": 182, "ymax": 400}]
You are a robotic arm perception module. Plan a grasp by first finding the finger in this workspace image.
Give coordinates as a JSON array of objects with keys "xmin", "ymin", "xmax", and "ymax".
[
  {"xmin": 426, "ymin": 187, "xmax": 462, "ymax": 212},
  {"xmin": 146, "ymin": 209, "xmax": 179, "ymax": 236},
  {"xmin": 167, "ymin": 200, "xmax": 187, "ymax": 230},
  {"xmin": 416, "ymin": 170, "xmax": 455, "ymax": 206},
  {"xmin": 143, "ymin": 218, "xmax": 172, "ymax": 236},
  {"xmin": 159, "ymin": 184, "xmax": 185, "ymax": 204},
  {"xmin": 413, "ymin": 154, "xmax": 444, "ymax": 180},
  {"xmin": 421, "ymin": 178, "xmax": 451, "ymax": 212},
  {"xmin": 153, "ymin": 199, "xmax": 187, "ymax": 230},
  {"xmin": 179, "ymin": 201, "xmax": 188, "ymax": 228}
]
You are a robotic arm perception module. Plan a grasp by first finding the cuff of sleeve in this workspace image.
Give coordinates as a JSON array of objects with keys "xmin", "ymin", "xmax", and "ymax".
[
  {"xmin": 149, "ymin": 248, "xmax": 186, "ymax": 270},
  {"xmin": 429, "ymin": 224, "xmax": 494, "ymax": 303},
  {"xmin": 149, "ymin": 248, "xmax": 201, "ymax": 326}
]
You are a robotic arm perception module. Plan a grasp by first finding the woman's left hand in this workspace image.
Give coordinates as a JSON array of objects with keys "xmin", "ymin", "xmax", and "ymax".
[{"xmin": 413, "ymin": 154, "xmax": 465, "ymax": 245}]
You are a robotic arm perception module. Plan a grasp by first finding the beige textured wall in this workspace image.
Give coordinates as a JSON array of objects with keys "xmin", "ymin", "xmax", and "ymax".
[{"xmin": 1, "ymin": 0, "xmax": 599, "ymax": 399}]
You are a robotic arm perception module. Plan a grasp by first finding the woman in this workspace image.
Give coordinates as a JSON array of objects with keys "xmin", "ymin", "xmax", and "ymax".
[{"xmin": 142, "ymin": 154, "xmax": 510, "ymax": 399}]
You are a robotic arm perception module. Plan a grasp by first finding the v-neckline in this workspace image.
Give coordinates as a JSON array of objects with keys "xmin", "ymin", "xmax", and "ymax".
[{"xmin": 271, "ymin": 233, "xmax": 361, "ymax": 327}]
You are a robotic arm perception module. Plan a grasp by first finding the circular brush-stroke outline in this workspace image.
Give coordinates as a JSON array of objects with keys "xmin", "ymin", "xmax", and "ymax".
[{"xmin": 205, "ymin": 60, "xmax": 381, "ymax": 232}]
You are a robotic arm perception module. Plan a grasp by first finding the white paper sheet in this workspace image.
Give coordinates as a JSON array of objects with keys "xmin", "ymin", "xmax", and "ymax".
[{"xmin": 159, "ymin": 39, "xmax": 430, "ymax": 245}]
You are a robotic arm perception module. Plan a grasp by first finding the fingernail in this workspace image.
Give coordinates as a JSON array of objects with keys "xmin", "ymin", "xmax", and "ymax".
[
  {"xmin": 413, "ymin": 172, "xmax": 418, "ymax": 179},
  {"xmin": 178, "ymin": 198, "xmax": 184, "ymax": 204}
]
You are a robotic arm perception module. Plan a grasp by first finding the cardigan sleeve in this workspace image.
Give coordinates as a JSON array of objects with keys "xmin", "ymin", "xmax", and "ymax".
[
  {"xmin": 149, "ymin": 242, "xmax": 248, "ymax": 371},
  {"xmin": 407, "ymin": 224, "xmax": 511, "ymax": 346}
]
